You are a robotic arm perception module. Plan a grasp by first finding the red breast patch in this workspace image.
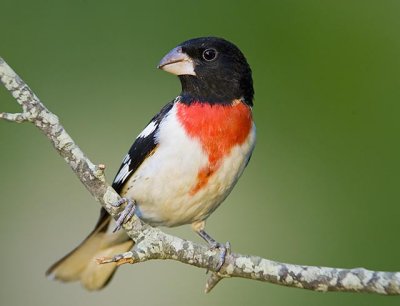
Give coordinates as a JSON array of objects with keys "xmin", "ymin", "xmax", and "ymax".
[{"xmin": 176, "ymin": 100, "xmax": 253, "ymax": 195}]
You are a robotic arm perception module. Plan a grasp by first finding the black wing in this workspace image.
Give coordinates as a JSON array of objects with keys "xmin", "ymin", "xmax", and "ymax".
[{"xmin": 111, "ymin": 101, "xmax": 174, "ymax": 193}]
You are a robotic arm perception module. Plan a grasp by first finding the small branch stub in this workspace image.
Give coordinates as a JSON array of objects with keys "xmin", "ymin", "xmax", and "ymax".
[
  {"xmin": 0, "ymin": 112, "xmax": 28, "ymax": 122},
  {"xmin": 205, "ymin": 272, "xmax": 225, "ymax": 293}
]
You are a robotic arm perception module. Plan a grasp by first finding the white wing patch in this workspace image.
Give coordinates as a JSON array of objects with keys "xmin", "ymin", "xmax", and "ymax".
[
  {"xmin": 113, "ymin": 160, "xmax": 132, "ymax": 184},
  {"xmin": 137, "ymin": 121, "xmax": 157, "ymax": 139},
  {"xmin": 122, "ymin": 153, "xmax": 130, "ymax": 164}
]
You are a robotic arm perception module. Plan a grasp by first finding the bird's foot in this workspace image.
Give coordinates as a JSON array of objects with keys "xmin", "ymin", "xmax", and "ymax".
[
  {"xmin": 209, "ymin": 241, "xmax": 231, "ymax": 272},
  {"xmin": 111, "ymin": 198, "xmax": 136, "ymax": 232},
  {"xmin": 197, "ymin": 229, "xmax": 230, "ymax": 272}
]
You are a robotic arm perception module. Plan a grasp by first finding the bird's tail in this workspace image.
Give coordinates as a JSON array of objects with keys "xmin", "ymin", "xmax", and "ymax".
[{"xmin": 46, "ymin": 209, "xmax": 133, "ymax": 290}]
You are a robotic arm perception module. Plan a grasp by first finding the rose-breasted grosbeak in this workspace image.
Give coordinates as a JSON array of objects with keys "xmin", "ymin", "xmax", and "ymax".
[{"xmin": 47, "ymin": 37, "xmax": 255, "ymax": 290}]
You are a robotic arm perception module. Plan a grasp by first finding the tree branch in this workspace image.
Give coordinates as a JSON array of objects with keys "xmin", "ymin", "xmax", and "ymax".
[{"xmin": 1, "ymin": 57, "xmax": 399, "ymax": 295}]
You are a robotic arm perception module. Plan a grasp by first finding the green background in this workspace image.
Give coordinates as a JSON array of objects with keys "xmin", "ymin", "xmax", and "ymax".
[{"xmin": 1, "ymin": 1, "xmax": 399, "ymax": 305}]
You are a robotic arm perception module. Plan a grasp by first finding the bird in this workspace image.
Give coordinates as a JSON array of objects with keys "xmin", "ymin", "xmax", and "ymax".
[{"xmin": 46, "ymin": 37, "xmax": 256, "ymax": 290}]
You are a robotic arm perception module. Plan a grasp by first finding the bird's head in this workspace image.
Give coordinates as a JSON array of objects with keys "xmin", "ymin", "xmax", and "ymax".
[{"xmin": 158, "ymin": 37, "xmax": 254, "ymax": 106}]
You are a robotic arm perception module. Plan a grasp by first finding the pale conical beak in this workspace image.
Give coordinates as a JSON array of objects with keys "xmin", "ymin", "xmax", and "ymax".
[{"xmin": 157, "ymin": 46, "xmax": 196, "ymax": 76}]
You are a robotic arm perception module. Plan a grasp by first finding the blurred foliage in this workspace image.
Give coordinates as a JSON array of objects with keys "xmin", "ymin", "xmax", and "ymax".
[{"xmin": 1, "ymin": 1, "xmax": 399, "ymax": 305}]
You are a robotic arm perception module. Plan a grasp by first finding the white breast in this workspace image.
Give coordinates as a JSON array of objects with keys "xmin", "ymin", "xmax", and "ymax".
[{"xmin": 121, "ymin": 104, "xmax": 256, "ymax": 227}]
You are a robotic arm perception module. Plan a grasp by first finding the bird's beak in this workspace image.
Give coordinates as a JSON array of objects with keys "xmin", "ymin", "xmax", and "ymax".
[{"xmin": 157, "ymin": 46, "xmax": 196, "ymax": 76}]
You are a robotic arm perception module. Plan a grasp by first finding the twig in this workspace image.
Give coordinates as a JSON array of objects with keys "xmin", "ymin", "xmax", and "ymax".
[{"xmin": 1, "ymin": 56, "xmax": 399, "ymax": 295}]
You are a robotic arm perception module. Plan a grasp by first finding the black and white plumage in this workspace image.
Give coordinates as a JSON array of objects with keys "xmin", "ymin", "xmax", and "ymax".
[
  {"xmin": 112, "ymin": 101, "xmax": 174, "ymax": 193},
  {"xmin": 47, "ymin": 37, "xmax": 256, "ymax": 290}
]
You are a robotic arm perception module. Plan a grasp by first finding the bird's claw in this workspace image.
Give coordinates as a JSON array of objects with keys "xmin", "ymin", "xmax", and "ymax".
[
  {"xmin": 111, "ymin": 198, "xmax": 136, "ymax": 232},
  {"xmin": 196, "ymin": 229, "xmax": 230, "ymax": 272},
  {"xmin": 209, "ymin": 241, "xmax": 230, "ymax": 272}
]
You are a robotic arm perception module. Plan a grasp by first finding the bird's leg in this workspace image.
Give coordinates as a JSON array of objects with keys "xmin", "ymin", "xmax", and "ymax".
[
  {"xmin": 193, "ymin": 221, "xmax": 230, "ymax": 272},
  {"xmin": 198, "ymin": 229, "xmax": 230, "ymax": 272},
  {"xmin": 112, "ymin": 198, "xmax": 136, "ymax": 232}
]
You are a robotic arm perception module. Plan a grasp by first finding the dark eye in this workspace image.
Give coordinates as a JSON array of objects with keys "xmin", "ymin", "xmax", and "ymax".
[{"xmin": 202, "ymin": 48, "xmax": 218, "ymax": 61}]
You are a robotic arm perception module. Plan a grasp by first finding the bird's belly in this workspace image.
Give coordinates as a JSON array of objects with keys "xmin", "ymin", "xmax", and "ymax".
[
  {"xmin": 122, "ymin": 138, "xmax": 254, "ymax": 227},
  {"xmin": 120, "ymin": 103, "xmax": 256, "ymax": 227}
]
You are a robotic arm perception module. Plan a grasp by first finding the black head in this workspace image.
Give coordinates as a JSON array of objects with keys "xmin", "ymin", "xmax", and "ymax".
[{"xmin": 158, "ymin": 37, "xmax": 254, "ymax": 106}]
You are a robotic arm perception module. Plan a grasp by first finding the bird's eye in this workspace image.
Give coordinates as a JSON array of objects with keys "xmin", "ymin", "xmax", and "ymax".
[{"xmin": 202, "ymin": 48, "xmax": 218, "ymax": 61}]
